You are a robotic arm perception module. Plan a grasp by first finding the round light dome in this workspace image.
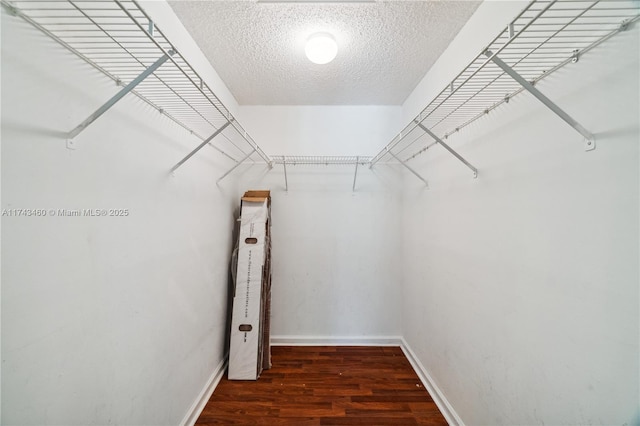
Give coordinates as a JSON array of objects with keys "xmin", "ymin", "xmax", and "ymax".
[{"xmin": 305, "ymin": 33, "xmax": 338, "ymax": 65}]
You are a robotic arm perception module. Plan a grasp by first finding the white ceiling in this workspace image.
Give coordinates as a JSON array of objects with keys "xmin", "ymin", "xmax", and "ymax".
[{"xmin": 168, "ymin": 1, "xmax": 481, "ymax": 105}]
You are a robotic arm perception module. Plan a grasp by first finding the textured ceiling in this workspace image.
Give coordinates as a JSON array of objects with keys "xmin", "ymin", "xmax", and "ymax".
[{"xmin": 168, "ymin": 1, "xmax": 481, "ymax": 105}]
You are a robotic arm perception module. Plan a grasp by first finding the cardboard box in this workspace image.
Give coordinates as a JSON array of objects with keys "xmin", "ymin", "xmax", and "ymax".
[
  {"xmin": 260, "ymin": 237, "xmax": 272, "ymax": 371},
  {"xmin": 228, "ymin": 191, "xmax": 272, "ymax": 380}
]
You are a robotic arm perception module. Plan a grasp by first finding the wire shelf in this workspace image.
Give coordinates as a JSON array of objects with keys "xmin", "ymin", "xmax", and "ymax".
[
  {"xmin": 272, "ymin": 156, "xmax": 372, "ymax": 166},
  {"xmin": 272, "ymin": 156, "xmax": 373, "ymax": 191},
  {"xmin": 371, "ymin": 0, "xmax": 640, "ymax": 166},
  {"xmin": 3, "ymin": 0, "xmax": 270, "ymax": 167},
  {"xmin": 5, "ymin": 0, "xmax": 637, "ymax": 182}
]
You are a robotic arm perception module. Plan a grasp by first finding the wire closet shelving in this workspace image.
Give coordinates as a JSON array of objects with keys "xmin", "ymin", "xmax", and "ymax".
[
  {"xmin": 1, "ymin": 0, "xmax": 270, "ymax": 180},
  {"xmin": 2, "ymin": 0, "xmax": 639, "ymax": 188},
  {"xmin": 369, "ymin": 0, "xmax": 640, "ymax": 184},
  {"xmin": 271, "ymin": 156, "xmax": 373, "ymax": 191}
]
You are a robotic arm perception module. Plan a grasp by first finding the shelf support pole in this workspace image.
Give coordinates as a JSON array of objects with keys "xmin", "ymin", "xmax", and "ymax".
[
  {"xmin": 68, "ymin": 51, "xmax": 174, "ymax": 140},
  {"xmin": 352, "ymin": 156, "xmax": 360, "ymax": 192},
  {"xmin": 388, "ymin": 151, "xmax": 428, "ymax": 187},
  {"xmin": 415, "ymin": 122, "xmax": 478, "ymax": 178},
  {"xmin": 485, "ymin": 50, "xmax": 596, "ymax": 151},
  {"xmin": 217, "ymin": 148, "xmax": 256, "ymax": 183},
  {"xmin": 171, "ymin": 120, "xmax": 233, "ymax": 172},
  {"xmin": 283, "ymin": 158, "xmax": 289, "ymax": 192}
]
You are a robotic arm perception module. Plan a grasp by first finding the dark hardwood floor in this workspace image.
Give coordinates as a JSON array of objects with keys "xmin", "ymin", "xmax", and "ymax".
[{"xmin": 196, "ymin": 346, "xmax": 448, "ymax": 425}]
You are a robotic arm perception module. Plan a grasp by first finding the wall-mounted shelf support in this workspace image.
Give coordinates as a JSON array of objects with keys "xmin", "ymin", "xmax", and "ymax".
[
  {"xmin": 68, "ymin": 51, "xmax": 174, "ymax": 140},
  {"xmin": 388, "ymin": 152, "xmax": 428, "ymax": 187},
  {"xmin": 283, "ymin": 159, "xmax": 289, "ymax": 192},
  {"xmin": 415, "ymin": 122, "xmax": 478, "ymax": 178},
  {"xmin": 171, "ymin": 120, "xmax": 233, "ymax": 173},
  {"xmin": 352, "ymin": 156, "xmax": 360, "ymax": 192},
  {"xmin": 217, "ymin": 148, "xmax": 256, "ymax": 183},
  {"xmin": 282, "ymin": 157, "xmax": 289, "ymax": 192},
  {"xmin": 485, "ymin": 50, "xmax": 596, "ymax": 152}
]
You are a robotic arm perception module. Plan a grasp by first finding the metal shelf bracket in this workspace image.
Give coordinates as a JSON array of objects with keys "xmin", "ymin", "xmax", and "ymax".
[
  {"xmin": 388, "ymin": 151, "xmax": 428, "ymax": 187},
  {"xmin": 485, "ymin": 50, "xmax": 596, "ymax": 152},
  {"xmin": 352, "ymin": 156, "xmax": 360, "ymax": 192},
  {"xmin": 283, "ymin": 158, "xmax": 289, "ymax": 192},
  {"xmin": 171, "ymin": 120, "xmax": 233, "ymax": 173},
  {"xmin": 415, "ymin": 122, "xmax": 478, "ymax": 178},
  {"xmin": 68, "ymin": 51, "xmax": 174, "ymax": 141},
  {"xmin": 217, "ymin": 148, "xmax": 256, "ymax": 183}
]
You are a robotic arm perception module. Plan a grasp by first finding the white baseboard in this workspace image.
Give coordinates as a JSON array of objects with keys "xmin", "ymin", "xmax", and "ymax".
[
  {"xmin": 270, "ymin": 335, "xmax": 403, "ymax": 346},
  {"xmin": 180, "ymin": 355, "xmax": 228, "ymax": 426},
  {"xmin": 400, "ymin": 338, "xmax": 464, "ymax": 426}
]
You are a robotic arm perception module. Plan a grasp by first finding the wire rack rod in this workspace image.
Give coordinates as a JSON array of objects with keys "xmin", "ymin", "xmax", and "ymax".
[
  {"xmin": 271, "ymin": 156, "xmax": 374, "ymax": 192},
  {"xmin": 371, "ymin": 0, "xmax": 639, "ymax": 166},
  {"xmin": 3, "ymin": 0, "xmax": 270, "ymax": 168},
  {"xmin": 272, "ymin": 156, "xmax": 372, "ymax": 166}
]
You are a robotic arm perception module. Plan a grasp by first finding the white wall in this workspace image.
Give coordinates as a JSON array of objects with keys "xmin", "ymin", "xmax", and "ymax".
[
  {"xmin": 240, "ymin": 105, "xmax": 402, "ymax": 156},
  {"xmin": 1, "ymin": 9, "xmax": 240, "ymax": 425},
  {"xmin": 238, "ymin": 106, "xmax": 404, "ymax": 340},
  {"xmin": 400, "ymin": 12, "xmax": 639, "ymax": 426}
]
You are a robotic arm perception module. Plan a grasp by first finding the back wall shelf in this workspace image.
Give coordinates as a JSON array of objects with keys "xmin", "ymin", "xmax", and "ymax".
[{"xmin": 3, "ymin": 0, "xmax": 638, "ymax": 188}]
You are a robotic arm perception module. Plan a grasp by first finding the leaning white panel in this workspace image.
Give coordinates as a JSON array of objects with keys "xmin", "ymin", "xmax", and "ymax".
[{"xmin": 228, "ymin": 199, "xmax": 269, "ymax": 381}]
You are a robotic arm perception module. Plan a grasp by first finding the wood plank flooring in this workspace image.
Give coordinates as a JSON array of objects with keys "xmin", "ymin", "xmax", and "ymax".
[{"xmin": 196, "ymin": 346, "xmax": 447, "ymax": 425}]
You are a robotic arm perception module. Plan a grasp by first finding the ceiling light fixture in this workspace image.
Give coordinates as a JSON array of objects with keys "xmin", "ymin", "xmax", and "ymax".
[{"xmin": 305, "ymin": 33, "xmax": 338, "ymax": 65}]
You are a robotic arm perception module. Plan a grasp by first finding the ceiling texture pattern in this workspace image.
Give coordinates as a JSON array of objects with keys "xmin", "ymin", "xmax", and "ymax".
[{"xmin": 168, "ymin": 1, "xmax": 481, "ymax": 105}]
